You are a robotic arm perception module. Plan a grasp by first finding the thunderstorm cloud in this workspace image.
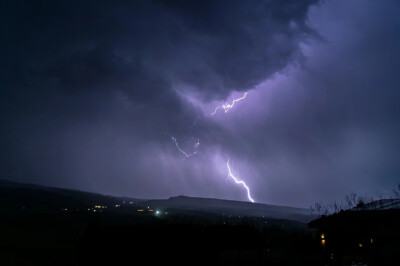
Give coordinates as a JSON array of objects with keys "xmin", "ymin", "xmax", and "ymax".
[{"xmin": 1, "ymin": 0, "xmax": 399, "ymax": 206}]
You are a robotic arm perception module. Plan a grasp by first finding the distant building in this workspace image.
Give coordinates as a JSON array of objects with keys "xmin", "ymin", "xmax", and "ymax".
[
  {"xmin": 351, "ymin": 198, "xmax": 400, "ymax": 211},
  {"xmin": 309, "ymin": 208, "xmax": 400, "ymax": 265}
]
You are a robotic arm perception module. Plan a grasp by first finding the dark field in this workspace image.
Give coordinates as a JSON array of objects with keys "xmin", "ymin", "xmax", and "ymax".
[{"xmin": 0, "ymin": 211, "xmax": 321, "ymax": 266}]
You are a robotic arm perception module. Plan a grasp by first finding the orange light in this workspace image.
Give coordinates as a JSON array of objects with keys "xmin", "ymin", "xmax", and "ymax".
[
  {"xmin": 370, "ymin": 238, "xmax": 373, "ymax": 244},
  {"xmin": 359, "ymin": 243, "xmax": 363, "ymax": 248},
  {"xmin": 321, "ymin": 239, "xmax": 326, "ymax": 245},
  {"xmin": 321, "ymin": 233, "xmax": 325, "ymax": 239}
]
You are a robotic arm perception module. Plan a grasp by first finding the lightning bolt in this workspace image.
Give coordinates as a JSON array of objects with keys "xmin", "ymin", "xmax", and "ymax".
[
  {"xmin": 170, "ymin": 136, "xmax": 198, "ymax": 159},
  {"xmin": 226, "ymin": 157, "xmax": 255, "ymax": 203},
  {"xmin": 165, "ymin": 90, "xmax": 256, "ymax": 203},
  {"xmin": 211, "ymin": 92, "xmax": 248, "ymax": 116}
]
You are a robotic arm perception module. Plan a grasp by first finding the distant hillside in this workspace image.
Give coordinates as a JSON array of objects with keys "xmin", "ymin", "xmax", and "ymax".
[
  {"xmin": 143, "ymin": 195, "xmax": 316, "ymax": 223},
  {"xmin": 352, "ymin": 198, "xmax": 400, "ymax": 211},
  {"xmin": 0, "ymin": 180, "xmax": 316, "ymax": 222},
  {"xmin": 0, "ymin": 179, "xmax": 139, "ymax": 212}
]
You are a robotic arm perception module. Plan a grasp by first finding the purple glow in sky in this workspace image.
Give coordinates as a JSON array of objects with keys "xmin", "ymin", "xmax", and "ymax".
[
  {"xmin": 1, "ymin": 0, "xmax": 400, "ymax": 207},
  {"xmin": 170, "ymin": 90, "xmax": 254, "ymax": 202}
]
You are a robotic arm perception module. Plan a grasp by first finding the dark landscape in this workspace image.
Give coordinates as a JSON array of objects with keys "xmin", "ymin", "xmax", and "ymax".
[
  {"xmin": 2, "ymin": 0, "xmax": 400, "ymax": 265},
  {"xmin": 1, "ymin": 180, "xmax": 399, "ymax": 265}
]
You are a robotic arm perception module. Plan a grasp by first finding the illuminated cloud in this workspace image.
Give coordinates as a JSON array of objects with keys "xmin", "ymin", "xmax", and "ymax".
[{"xmin": 1, "ymin": 0, "xmax": 399, "ymax": 207}]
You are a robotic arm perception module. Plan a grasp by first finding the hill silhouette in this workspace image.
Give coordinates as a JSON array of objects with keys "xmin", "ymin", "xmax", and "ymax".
[{"xmin": 0, "ymin": 179, "xmax": 315, "ymax": 222}]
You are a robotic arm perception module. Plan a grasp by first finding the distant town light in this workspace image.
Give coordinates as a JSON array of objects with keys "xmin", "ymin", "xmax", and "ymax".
[
  {"xmin": 321, "ymin": 239, "xmax": 326, "ymax": 245},
  {"xmin": 321, "ymin": 233, "xmax": 325, "ymax": 239},
  {"xmin": 359, "ymin": 243, "xmax": 363, "ymax": 248},
  {"xmin": 370, "ymin": 238, "xmax": 374, "ymax": 244}
]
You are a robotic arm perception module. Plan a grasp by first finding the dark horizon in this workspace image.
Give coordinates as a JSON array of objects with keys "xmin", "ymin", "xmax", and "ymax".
[
  {"xmin": 0, "ymin": 178, "xmax": 311, "ymax": 209},
  {"xmin": 1, "ymin": 0, "xmax": 400, "ymax": 208}
]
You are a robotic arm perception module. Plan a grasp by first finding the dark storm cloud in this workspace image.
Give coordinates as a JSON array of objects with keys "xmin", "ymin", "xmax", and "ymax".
[
  {"xmin": 1, "ymin": 0, "xmax": 318, "ymax": 99},
  {"xmin": 5, "ymin": 0, "xmax": 399, "ymax": 207},
  {"xmin": 0, "ymin": 0, "xmax": 319, "ymax": 191}
]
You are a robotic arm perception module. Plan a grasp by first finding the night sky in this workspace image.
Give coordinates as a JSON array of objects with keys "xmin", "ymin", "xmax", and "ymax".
[{"xmin": 1, "ymin": 0, "xmax": 400, "ymax": 207}]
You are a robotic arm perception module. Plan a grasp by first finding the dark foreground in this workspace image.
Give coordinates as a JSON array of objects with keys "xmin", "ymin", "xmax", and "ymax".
[
  {"xmin": 0, "ymin": 211, "xmax": 320, "ymax": 266},
  {"xmin": 1, "ymin": 180, "xmax": 399, "ymax": 265}
]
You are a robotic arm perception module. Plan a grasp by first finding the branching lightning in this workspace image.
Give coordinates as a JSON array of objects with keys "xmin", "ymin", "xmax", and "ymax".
[
  {"xmin": 165, "ymin": 90, "xmax": 256, "ymax": 203},
  {"xmin": 226, "ymin": 157, "xmax": 255, "ymax": 203},
  {"xmin": 211, "ymin": 92, "xmax": 248, "ymax": 116},
  {"xmin": 170, "ymin": 136, "xmax": 198, "ymax": 159}
]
